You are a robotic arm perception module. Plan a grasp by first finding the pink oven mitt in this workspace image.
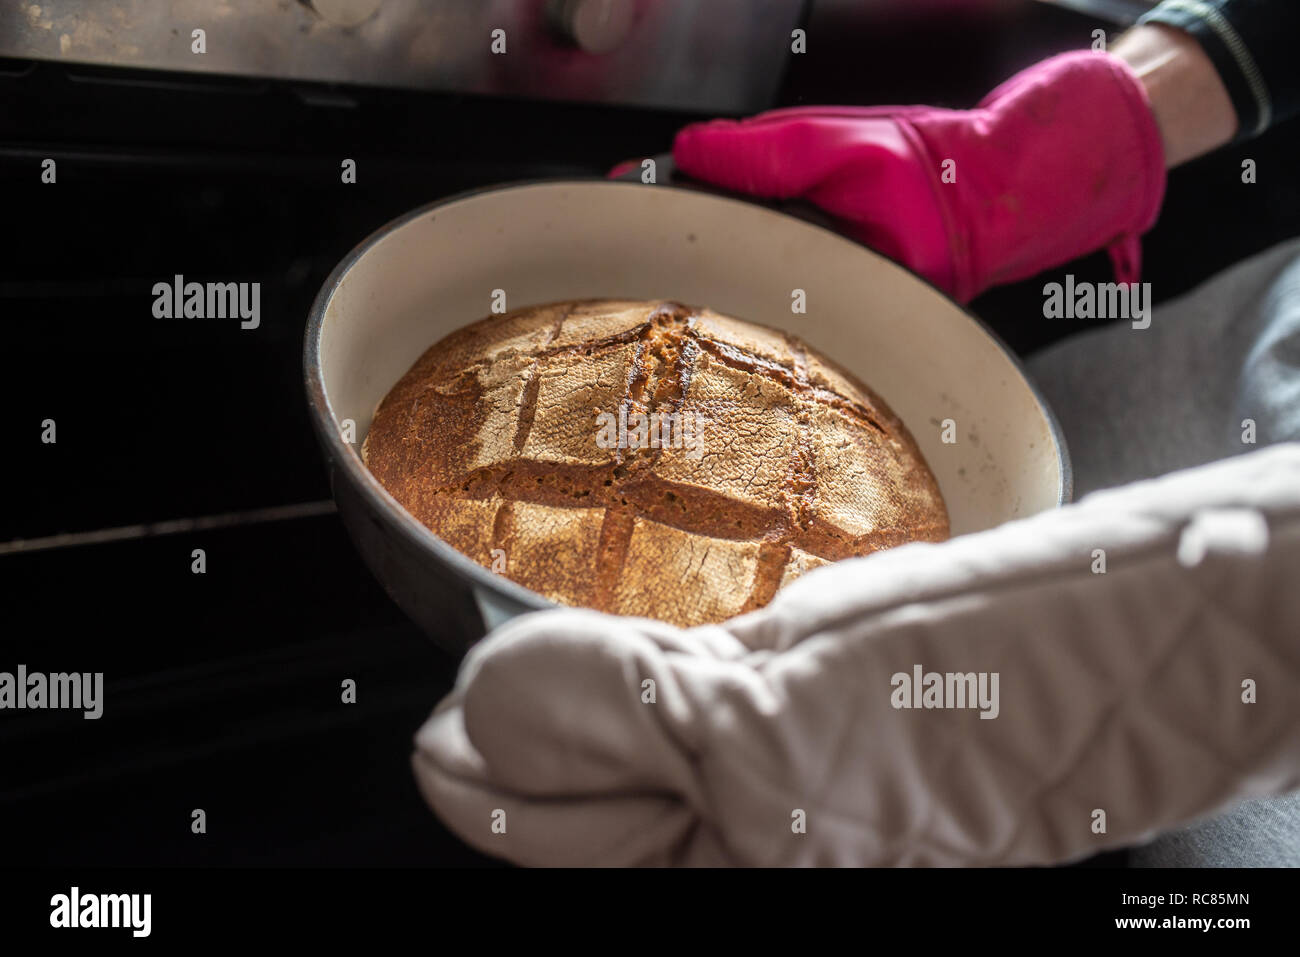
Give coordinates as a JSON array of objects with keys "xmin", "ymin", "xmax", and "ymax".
[
  {"xmin": 673, "ymin": 50, "xmax": 1167, "ymax": 303},
  {"xmin": 412, "ymin": 445, "xmax": 1300, "ymax": 866}
]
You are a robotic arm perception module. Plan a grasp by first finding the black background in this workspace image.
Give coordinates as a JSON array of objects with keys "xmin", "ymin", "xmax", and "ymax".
[{"xmin": 2, "ymin": 0, "xmax": 1298, "ymax": 869}]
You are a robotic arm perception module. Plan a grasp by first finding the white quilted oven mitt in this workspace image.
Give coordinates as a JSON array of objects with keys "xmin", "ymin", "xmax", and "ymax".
[{"xmin": 412, "ymin": 444, "xmax": 1300, "ymax": 866}]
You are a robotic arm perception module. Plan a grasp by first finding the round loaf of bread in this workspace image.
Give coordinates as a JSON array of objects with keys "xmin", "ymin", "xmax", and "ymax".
[{"xmin": 362, "ymin": 299, "xmax": 948, "ymax": 627}]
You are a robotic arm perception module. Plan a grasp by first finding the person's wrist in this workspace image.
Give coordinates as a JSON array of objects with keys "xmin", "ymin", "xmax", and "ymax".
[{"xmin": 1112, "ymin": 23, "xmax": 1237, "ymax": 167}]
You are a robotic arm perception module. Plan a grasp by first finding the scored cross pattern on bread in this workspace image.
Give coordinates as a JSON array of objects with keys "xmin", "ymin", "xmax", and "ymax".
[{"xmin": 363, "ymin": 300, "xmax": 949, "ymax": 627}]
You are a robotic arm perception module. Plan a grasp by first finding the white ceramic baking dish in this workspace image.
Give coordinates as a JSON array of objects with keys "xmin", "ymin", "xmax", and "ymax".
[{"xmin": 306, "ymin": 180, "xmax": 1070, "ymax": 652}]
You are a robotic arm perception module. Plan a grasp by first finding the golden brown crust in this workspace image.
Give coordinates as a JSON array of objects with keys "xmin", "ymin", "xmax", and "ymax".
[{"xmin": 362, "ymin": 299, "xmax": 949, "ymax": 627}]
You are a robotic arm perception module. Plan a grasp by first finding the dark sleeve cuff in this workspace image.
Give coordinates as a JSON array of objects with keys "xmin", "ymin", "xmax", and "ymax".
[{"xmin": 1137, "ymin": 1, "xmax": 1272, "ymax": 143}]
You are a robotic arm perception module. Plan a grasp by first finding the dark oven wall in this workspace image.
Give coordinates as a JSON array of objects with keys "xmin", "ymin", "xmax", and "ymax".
[{"xmin": 0, "ymin": 60, "xmax": 692, "ymax": 867}]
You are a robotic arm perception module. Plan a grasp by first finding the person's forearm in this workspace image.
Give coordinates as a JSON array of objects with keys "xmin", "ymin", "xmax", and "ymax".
[{"xmin": 1112, "ymin": 23, "xmax": 1238, "ymax": 168}]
